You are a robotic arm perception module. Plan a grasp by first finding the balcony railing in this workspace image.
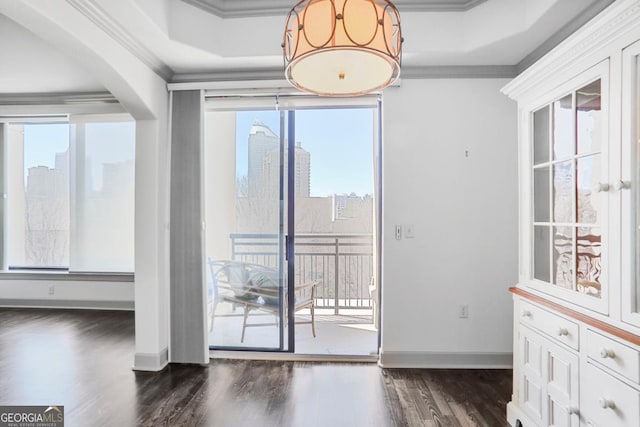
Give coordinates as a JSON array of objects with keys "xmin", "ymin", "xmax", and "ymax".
[{"xmin": 230, "ymin": 233, "xmax": 374, "ymax": 314}]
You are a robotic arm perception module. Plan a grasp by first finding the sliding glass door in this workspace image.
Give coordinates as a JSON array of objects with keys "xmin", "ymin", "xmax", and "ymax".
[
  {"xmin": 205, "ymin": 107, "xmax": 290, "ymax": 350},
  {"xmin": 205, "ymin": 95, "xmax": 380, "ymax": 354}
]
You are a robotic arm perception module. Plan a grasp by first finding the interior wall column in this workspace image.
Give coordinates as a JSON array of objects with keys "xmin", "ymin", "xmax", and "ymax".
[{"xmin": 134, "ymin": 118, "xmax": 171, "ymax": 371}]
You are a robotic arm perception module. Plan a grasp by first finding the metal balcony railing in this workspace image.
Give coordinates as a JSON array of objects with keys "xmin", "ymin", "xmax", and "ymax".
[{"xmin": 230, "ymin": 233, "xmax": 374, "ymax": 314}]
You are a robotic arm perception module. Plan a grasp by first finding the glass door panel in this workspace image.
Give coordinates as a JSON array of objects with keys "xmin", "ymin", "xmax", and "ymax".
[
  {"xmin": 530, "ymin": 73, "xmax": 606, "ymax": 311},
  {"xmin": 622, "ymin": 41, "xmax": 640, "ymax": 324},
  {"xmin": 205, "ymin": 108, "xmax": 289, "ymax": 350}
]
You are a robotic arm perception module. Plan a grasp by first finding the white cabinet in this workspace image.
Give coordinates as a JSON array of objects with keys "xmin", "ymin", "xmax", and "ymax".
[
  {"xmin": 503, "ymin": 1, "xmax": 640, "ymax": 426},
  {"xmin": 519, "ymin": 325, "xmax": 579, "ymax": 427}
]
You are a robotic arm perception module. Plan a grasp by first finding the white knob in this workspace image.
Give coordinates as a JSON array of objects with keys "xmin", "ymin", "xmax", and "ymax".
[
  {"xmin": 594, "ymin": 182, "xmax": 610, "ymax": 192},
  {"xmin": 599, "ymin": 397, "xmax": 615, "ymax": 409},
  {"xmin": 557, "ymin": 327, "xmax": 569, "ymax": 336},
  {"xmin": 600, "ymin": 348, "xmax": 616, "ymax": 359},
  {"xmin": 522, "ymin": 310, "xmax": 532, "ymax": 318},
  {"xmin": 568, "ymin": 407, "xmax": 579, "ymax": 416},
  {"xmin": 615, "ymin": 180, "xmax": 631, "ymax": 191}
]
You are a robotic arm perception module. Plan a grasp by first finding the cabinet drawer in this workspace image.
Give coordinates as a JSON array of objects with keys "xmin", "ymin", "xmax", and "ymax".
[
  {"xmin": 587, "ymin": 330, "xmax": 640, "ymax": 384},
  {"xmin": 582, "ymin": 363, "xmax": 640, "ymax": 427},
  {"xmin": 519, "ymin": 301, "xmax": 579, "ymax": 350}
]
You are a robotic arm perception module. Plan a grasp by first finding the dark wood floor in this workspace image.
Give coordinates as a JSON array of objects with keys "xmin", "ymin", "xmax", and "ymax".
[{"xmin": 0, "ymin": 308, "xmax": 512, "ymax": 426}]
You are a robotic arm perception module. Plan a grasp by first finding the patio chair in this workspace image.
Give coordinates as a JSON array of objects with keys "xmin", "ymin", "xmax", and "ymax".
[{"xmin": 208, "ymin": 259, "xmax": 317, "ymax": 342}]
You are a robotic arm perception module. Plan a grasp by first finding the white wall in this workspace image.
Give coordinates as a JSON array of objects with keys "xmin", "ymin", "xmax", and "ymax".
[{"xmin": 380, "ymin": 78, "xmax": 518, "ymax": 367}]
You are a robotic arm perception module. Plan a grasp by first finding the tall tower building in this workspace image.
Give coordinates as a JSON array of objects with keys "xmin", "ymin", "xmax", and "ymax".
[
  {"xmin": 247, "ymin": 120, "xmax": 311, "ymax": 198},
  {"xmin": 247, "ymin": 120, "xmax": 278, "ymax": 198}
]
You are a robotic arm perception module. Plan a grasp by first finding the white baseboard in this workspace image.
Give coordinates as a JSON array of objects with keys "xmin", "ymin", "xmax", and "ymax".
[
  {"xmin": 0, "ymin": 299, "xmax": 134, "ymax": 310},
  {"xmin": 378, "ymin": 350, "xmax": 513, "ymax": 369},
  {"xmin": 133, "ymin": 347, "xmax": 169, "ymax": 372},
  {"xmin": 210, "ymin": 350, "xmax": 378, "ymax": 363}
]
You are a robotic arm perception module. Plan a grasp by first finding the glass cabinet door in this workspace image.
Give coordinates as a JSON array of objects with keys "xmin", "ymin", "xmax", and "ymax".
[
  {"xmin": 622, "ymin": 40, "xmax": 640, "ymax": 325},
  {"xmin": 530, "ymin": 69, "xmax": 608, "ymax": 312}
]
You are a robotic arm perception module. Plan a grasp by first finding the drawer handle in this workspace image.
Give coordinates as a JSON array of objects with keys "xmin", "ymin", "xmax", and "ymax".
[
  {"xmin": 600, "ymin": 348, "xmax": 616, "ymax": 359},
  {"xmin": 615, "ymin": 180, "xmax": 631, "ymax": 191},
  {"xmin": 598, "ymin": 398, "xmax": 616, "ymax": 410},
  {"xmin": 557, "ymin": 327, "xmax": 569, "ymax": 337},
  {"xmin": 568, "ymin": 407, "xmax": 579, "ymax": 416},
  {"xmin": 522, "ymin": 310, "xmax": 532, "ymax": 318}
]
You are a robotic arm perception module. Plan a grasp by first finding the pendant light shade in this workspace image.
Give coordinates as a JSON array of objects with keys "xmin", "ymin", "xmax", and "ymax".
[{"xmin": 283, "ymin": 0, "xmax": 403, "ymax": 96}]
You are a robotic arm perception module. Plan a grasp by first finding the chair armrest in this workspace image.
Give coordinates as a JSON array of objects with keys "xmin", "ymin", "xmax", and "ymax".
[{"xmin": 294, "ymin": 281, "xmax": 318, "ymax": 291}]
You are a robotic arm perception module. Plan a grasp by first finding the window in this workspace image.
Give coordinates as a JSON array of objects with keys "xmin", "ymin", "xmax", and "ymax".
[{"xmin": 5, "ymin": 116, "xmax": 135, "ymax": 273}]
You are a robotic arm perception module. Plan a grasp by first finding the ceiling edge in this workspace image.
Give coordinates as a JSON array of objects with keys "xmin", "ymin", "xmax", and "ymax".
[
  {"xmin": 170, "ymin": 64, "xmax": 516, "ymax": 85},
  {"xmin": 181, "ymin": 0, "xmax": 488, "ymax": 18},
  {"xmin": 66, "ymin": 0, "xmax": 174, "ymax": 80},
  {"xmin": 516, "ymin": 0, "xmax": 616, "ymax": 75}
]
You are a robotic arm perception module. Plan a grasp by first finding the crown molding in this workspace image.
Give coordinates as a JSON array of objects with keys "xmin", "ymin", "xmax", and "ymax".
[
  {"xmin": 66, "ymin": 0, "xmax": 173, "ymax": 80},
  {"xmin": 401, "ymin": 65, "xmax": 517, "ymax": 79},
  {"xmin": 0, "ymin": 92, "xmax": 118, "ymax": 105},
  {"xmin": 170, "ymin": 64, "xmax": 516, "ymax": 86},
  {"xmin": 181, "ymin": 0, "xmax": 488, "ymax": 18},
  {"xmin": 515, "ymin": 0, "xmax": 616, "ymax": 74},
  {"xmin": 503, "ymin": 0, "xmax": 640, "ymax": 101}
]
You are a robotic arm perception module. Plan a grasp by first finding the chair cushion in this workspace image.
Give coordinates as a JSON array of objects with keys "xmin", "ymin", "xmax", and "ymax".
[{"xmin": 248, "ymin": 269, "xmax": 281, "ymax": 306}]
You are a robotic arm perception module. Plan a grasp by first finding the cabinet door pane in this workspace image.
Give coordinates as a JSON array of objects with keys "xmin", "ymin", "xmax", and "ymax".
[
  {"xmin": 534, "ymin": 106, "xmax": 550, "ymax": 164},
  {"xmin": 553, "ymin": 161, "xmax": 573, "ymax": 223},
  {"xmin": 577, "ymin": 79, "xmax": 602, "ymax": 154},
  {"xmin": 534, "ymin": 225, "xmax": 551, "ymax": 282},
  {"xmin": 553, "ymin": 226, "xmax": 574, "ymax": 289},
  {"xmin": 577, "ymin": 155, "xmax": 601, "ymax": 224},
  {"xmin": 576, "ymin": 226, "xmax": 601, "ymax": 297},
  {"xmin": 554, "ymin": 95, "xmax": 574, "ymax": 160},
  {"xmin": 534, "ymin": 167, "xmax": 550, "ymax": 222}
]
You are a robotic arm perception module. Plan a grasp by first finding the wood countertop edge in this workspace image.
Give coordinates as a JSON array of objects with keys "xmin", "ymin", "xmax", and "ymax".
[{"xmin": 509, "ymin": 287, "xmax": 640, "ymax": 347}]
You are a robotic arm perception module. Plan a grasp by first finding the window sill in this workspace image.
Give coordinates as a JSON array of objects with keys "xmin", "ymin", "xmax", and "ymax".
[{"xmin": 0, "ymin": 271, "xmax": 134, "ymax": 282}]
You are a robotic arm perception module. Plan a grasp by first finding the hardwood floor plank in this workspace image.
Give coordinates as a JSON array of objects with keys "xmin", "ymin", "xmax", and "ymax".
[{"xmin": 0, "ymin": 308, "xmax": 512, "ymax": 427}]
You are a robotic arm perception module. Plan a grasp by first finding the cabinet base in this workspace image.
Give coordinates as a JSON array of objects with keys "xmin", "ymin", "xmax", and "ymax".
[{"xmin": 507, "ymin": 401, "xmax": 538, "ymax": 427}]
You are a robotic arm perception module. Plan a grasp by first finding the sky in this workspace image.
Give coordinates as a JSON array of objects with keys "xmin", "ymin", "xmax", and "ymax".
[
  {"xmin": 22, "ymin": 109, "xmax": 374, "ymax": 197},
  {"xmin": 23, "ymin": 122, "xmax": 135, "ymax": 190},
  {"xmin": 235, "ymin": 108, "xmax": 375, "ymax": 197}
]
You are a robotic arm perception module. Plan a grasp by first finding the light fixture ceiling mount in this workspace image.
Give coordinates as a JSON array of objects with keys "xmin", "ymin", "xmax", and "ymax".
[{"xmin": 282, "ymin": 0, "xmax": 403, "ymax": 96}]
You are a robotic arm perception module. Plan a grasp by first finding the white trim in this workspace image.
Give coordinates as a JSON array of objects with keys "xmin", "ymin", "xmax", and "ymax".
[
  {"xmin": 168, "ymin": 79, "xmax": 295, "ymax": 92},
  {"xmin": 210, "ymin": 350, "xmax": 378, "ymax": 363},
  {"xmin": 0, "ymin": 299, "xmax": 134, "ymax": 310},
  {"xmin": 378, "ymin": 350, "xmax": 513, "ymax": 369},
  {"xmin": 168, "ymin": 78, "xmax": 401, "ymax": 94},
  {"xmin": 133, "ymin": 348, "xmax": 169, "ymax": 372}
]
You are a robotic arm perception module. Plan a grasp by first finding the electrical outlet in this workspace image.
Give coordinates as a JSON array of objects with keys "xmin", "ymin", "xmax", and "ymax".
[
  {"xmin": 459, "ymin": 304, "xmax": 469, "ymax": 318},
  {"xmin": 48, "ymin": 285, "xmax": 55, "ymax": 296}
]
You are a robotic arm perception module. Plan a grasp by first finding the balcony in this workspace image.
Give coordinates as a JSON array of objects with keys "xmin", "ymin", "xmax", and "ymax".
[{"xmin": 208, "ymin": 233, "xmax": 377, "ymax": 355}]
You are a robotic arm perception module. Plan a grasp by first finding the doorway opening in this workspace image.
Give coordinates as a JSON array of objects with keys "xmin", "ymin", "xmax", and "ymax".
[{"xmin": 204, "ymin": 96, "xmax": 380, "ymax": 357}]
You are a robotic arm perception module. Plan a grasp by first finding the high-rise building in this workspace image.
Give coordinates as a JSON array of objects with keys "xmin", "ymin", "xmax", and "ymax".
[{"xmin": 247, "ymin": 120, "xmax": 310, "ymax": 198}]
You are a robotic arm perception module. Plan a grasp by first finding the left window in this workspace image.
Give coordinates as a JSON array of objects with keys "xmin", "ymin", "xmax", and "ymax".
[{"xmin": 5, "ymin": 117, "xmax": 135, "ymax": 273}]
